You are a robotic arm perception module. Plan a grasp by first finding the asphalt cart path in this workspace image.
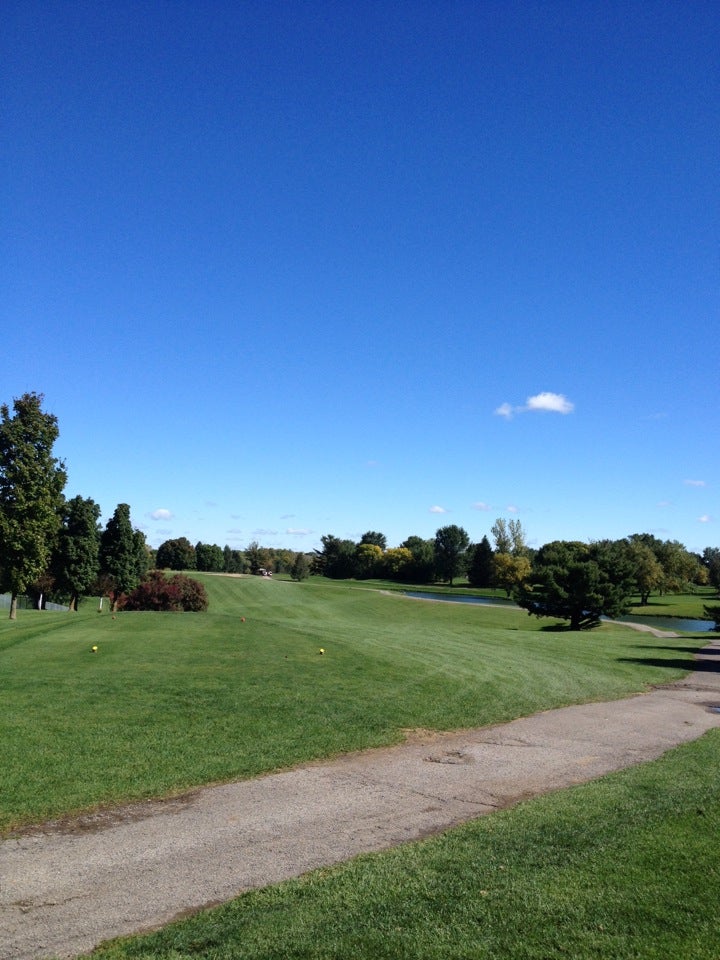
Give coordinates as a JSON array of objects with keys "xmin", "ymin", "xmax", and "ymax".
[{"xmin": 3, "ymin": 640, "xmax": 719, "ymax": 960}]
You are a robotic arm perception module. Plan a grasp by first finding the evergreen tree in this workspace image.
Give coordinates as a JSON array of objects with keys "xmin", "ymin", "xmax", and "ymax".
[
  {"xmin": 0, "ymin": 393, "xmax": 67, "ymax": 619},
  {"xmin": 291, "ymin": 552, "xmax": 310, "ymax": 581},
  {"xmin": 54, "ymin": 495, "xmax": 101, "ymax": 610},
  {"xmin": 100, "ymin": 503, "xmax": 142, "ymax": 611},
  {"xmin": 467, "ymin": 536, "xmax": 494, "ymax": 587}
]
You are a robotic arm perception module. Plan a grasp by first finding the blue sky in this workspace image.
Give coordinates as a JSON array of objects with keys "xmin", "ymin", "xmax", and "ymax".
[{"xmin": 2, "ymin": 1, "xmax": 718, "ymax": 554}]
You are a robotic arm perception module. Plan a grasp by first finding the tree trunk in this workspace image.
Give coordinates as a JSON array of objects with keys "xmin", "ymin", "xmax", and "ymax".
[{"xmin": 9, "ymin": 594, "xmax": 17, "ymax": 620}]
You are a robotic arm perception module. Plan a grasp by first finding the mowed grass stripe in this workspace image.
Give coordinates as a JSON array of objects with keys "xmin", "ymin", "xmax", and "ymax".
[{"xmin": 0, "ymin": 574, "xmax": 704, "ymax": 833}]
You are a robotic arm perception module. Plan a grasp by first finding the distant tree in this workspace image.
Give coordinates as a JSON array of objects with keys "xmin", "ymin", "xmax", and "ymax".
[
  {"xmin": 273, "ymin": 549, "xmax": 295, "ymax": 574},
  {"xmin": 156, "ymin": 537, "xmax": 196, "ymax": 571},
  {"xmin": 195, "ymin": 541, "xmax": 224, "ymax": 572},
  {"xmin": 625, "ymin": 539, "xmax": 664, "ymax": 605},
  {"xmin": 53, "ymin": 495, "xmax": 101, "ymax": 610},
  {"xmin": 702, "ymin": 548, "xmax": 720, "ymax": 592},
  {"xmin": 467, "ymin": 536, "xmax": 494, "ymax": 588},
  {"xmin": 516, "ymin": 539, "xmax": 634, "ymax": 630},
  {"xmin": 316, "ymin": 535, "xmax": 358, "ymax": 579},
  {"xmin": 491, "ymin": 518, "xmax": 512, "ymax": 554},
  {"xmin": 223, "ymin": 545, "xmax": 245, "ymax": 573},
  {"xmin": 490, "ymin": 518, "xmax": 529, "ymax": 593},
  {"xmin": 244, "ymin": 540, "xmax": 265, "ymax": 574},
  {"xmin": 434, "ymin": 525, "xmax": 470, "ymax": 585},
  {"xmin": 401, "ymin": 536, "xmax": 436, "ymax": 583},
  {"xmin": 291, "ymin": 552, "xmax": 310, "ymax": 581},
  {"xmin": 355, "ymin": 542, "xmax": 383, "ymax": 579},
  {"xmin": 493, "ymin": 552, "xmax": 531, "ymax": 596},
  {"xmin": 360, "ymin": 531, "xmax": 387, "ymax": 550},
  {"xmin": 382, "ymin": 546, "xmax": 414, "ymax": 581},
  {"xmin": 100, "ymin": 504, "xmax": 143, "ymax": 611},
  {"xmin": 627, "ymin": 534, "xmax": 698, "ymax": 595},
  {"xmin": 134, "ymin": 529, "xmax": 150, "ymax": 581},
  {"xmin": 0, "ymin": 393, "xmax": 67, "ymax": 619}
]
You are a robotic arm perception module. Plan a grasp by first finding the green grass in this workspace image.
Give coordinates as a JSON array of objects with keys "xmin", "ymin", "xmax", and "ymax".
[
  {"xmin": 1, "ymin": 574, "xmax": 710, "ymax": 835},
  {"xmin": 627, "ymin": 587, "xmax": 718, "ymax": 619},
  {"xmin": 88, "ymin": 730, "xmax": 720, "ymax": 960}
]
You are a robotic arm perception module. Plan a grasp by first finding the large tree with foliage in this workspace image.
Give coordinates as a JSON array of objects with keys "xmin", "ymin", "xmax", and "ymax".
[
  {"xmin": 516, "ymin": 540, "xmax": 634, "ymax": 630},
  {"xmin": 195, "ymin": 541, "xmax": 225, "ymax": 572},
  {"xmin": 401, "ymin": 536, "xmax": 436, "ymax": 583},
  {"xmin": 360, "ymin": 530, "xmax": 387, "ymax": 550},
  {"xmin": 467, "ymin": 536, "xmax": 494, "ymax": 588},
  {"xmin": 433, "ymin": 525, "xmax": 470, "ymax": 585},
  {"xmin": 156, "ymin": 537, "xmax": 196, "ymax": 570},
  {"xmin": 53, "ymin": 495, "xmax": 101, "ymax": 611},
  {"xmin": 291, "ymin": 552, "xmax": 310, "ymax": 581},
  {"xmin": 315, "ymin": 535, "xmax": 358, "ymax": 579},
  {"xmin": 0, "ymin": 393, "xmax": 67, "ymax": 619},
  {"xmin": 99, "ymin": 504, "xmax": 144, "ymax": 610}
]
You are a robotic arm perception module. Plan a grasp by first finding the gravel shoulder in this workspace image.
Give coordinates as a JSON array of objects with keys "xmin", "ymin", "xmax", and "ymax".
[{"xmin": 2, "ymin": 638, "xmax": 719, "ymax": 960}]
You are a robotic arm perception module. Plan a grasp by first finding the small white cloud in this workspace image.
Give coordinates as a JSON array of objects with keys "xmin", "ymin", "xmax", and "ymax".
[
  {"xmin": 656, "ymin": 500, "xmax": 673, "ymax": 508},
  {"xmin": 525, "ymin": 392, "xmax": 574, "ymax": 414},
  {"xmin": 252, "ymin": 528, "xmax": 278, "ymax": 536},
  {"xmin": 495, "ymin": 392, "xmax": 574, "ymax": 418},
  {"xmin": 698, "ymin": 514, "xmax": 713, "ymax": 523},
  {"xmin": 684, "ymin": 479, "xmax": 707, "ymax": 487},
  {"xmin": 150, "ymin": 508, "xmax": 173, "ymax": 521},
  {"xmin": 473, "ymin": 501, "xmax": 491, "ymax": 511},
  {"xmin": 507, "ymin": 505, "xmax": 519, "ymax": 514},
  {"xmin": 366, "ymin": 459, "xmax": 381, "ymax": 467},
  {"xmin": 494, "ymin": 402, "xmax": 514, "ymax": 419},
  {"xmin": 429, "ymin": 505, "xmax": 447, "ymax": 514},
  {"xmin": 280, "ymin": 514, "xmax": 296, "ymax": 520},
  {"xmin": 286, "ymin": 528, "xmax": 312, "ymax": 536}
]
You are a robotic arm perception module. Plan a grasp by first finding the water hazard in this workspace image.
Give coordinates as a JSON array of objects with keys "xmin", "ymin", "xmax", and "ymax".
[{"xmin": 403, "ymin": 592, "xmax": 716, "ymax": 633}]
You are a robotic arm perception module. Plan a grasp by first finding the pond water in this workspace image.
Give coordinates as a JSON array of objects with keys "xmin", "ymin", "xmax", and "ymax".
[{"xmin": 403, "ymin": 592, "xmax": 716, "ymax": 633}]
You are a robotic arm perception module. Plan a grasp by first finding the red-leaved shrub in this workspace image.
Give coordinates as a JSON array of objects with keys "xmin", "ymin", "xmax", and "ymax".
[{"xmin": 120, "ymin": 570, "xmax": 209, "ymax": 612}]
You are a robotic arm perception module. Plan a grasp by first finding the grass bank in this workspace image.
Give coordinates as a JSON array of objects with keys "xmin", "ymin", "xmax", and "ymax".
[{"xmin": 0, "ymin": 574, "xmax": 709, "ymax": 833}]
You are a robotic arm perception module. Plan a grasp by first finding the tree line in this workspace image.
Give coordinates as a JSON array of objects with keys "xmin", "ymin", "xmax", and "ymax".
[
  {"xmin": 313, "ymin": 521, "xmax": 720, "ymax": 630},
  {"xmin": 0, "ymin": 393, "xmax": 209, "ymax": 617},
  {"xmin": 1, "ymin": 393, "xmax": 718, "ymax": 627}
]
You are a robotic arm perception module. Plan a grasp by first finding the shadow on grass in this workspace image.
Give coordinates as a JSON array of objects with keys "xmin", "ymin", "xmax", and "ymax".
[
  {"xmin": 630, "ymin": 644, "xmax": 720, "ymax": 656},
  {"xmin": 617, "ymin": 656, "xmax": 720, "ymax": 673}
]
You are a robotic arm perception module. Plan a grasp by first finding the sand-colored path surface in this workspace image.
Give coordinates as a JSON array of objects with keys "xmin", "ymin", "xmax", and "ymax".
[{"xmin": 3, "ymin": 640, "xmax": 719, "ymax": 960}]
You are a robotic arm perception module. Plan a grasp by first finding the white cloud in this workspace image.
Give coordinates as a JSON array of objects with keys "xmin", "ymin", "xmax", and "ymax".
[
  {"xmin": 150, "ymin": 508, "xmax": 173, "ymax": 521},
  {"xmin": 698, "ymin": 515, "xmax": 713, "ymax": 523},
  {"xmin": 507, "ymin": 505, "xmax": 519, "ymax": 514},
  {"xmin": 494, "ymin": 402, "xmax": 514, "ymax": 419},
  {"xmin": 472, "ymin": 501, "xmax": 491, "ymax": 511},
  {"xmin": 495, "ymin": 392, "xmax": 574, "ymax": 419},
  {"xmin": 252, "ymin": 528, "xmax": 278, "ymax": 536},
  {"xmin": 684, "ymin": 479, "xmax": 707, "ymax": 487},
  {"xmin": 286, "ymin": 528, "xmax": 312, "ymax": 536},
  {"xmin": 525, "ymin": 392, "xmax": 574, "ymax": 414},
  {"xmin": 656, "ymin": 500, "xmax": 673, "ymax": 508},
  {"xmin": 429, "ymin": 505, "xmax": 447, "ymax": 514}
]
